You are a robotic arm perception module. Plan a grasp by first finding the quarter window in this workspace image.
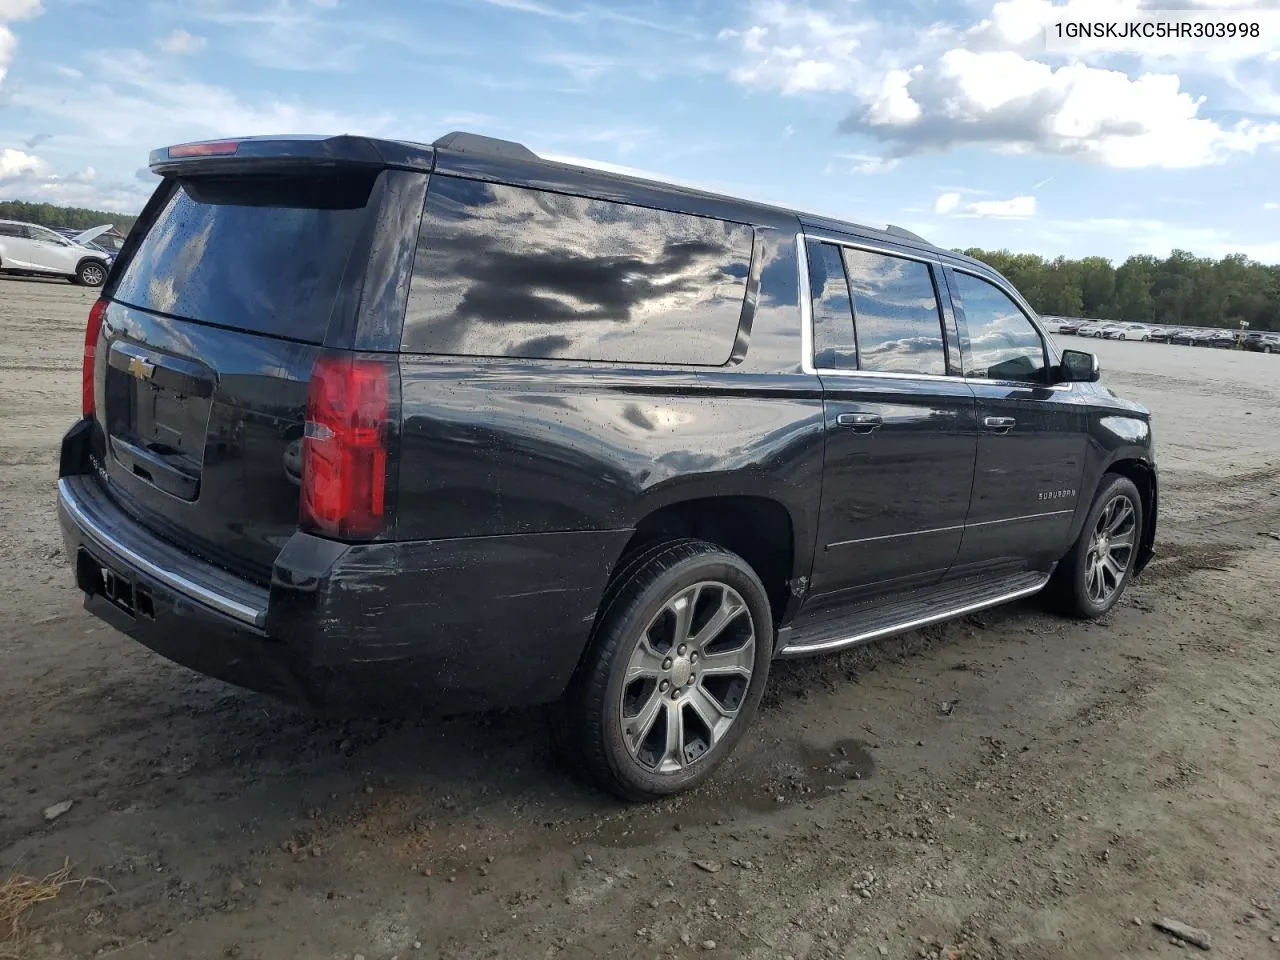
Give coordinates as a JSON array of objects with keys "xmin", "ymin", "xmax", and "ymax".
[
  {"xmin": 402, "ymin": 177, "xmax": 754, "ymax": 365},
  {"xmin": 952, "ymin": 272, "xmax": 1047, "ymax": 383},
  {"xmin": 841, "ymin": 248, "xmax": 948, "ymax": 377}
]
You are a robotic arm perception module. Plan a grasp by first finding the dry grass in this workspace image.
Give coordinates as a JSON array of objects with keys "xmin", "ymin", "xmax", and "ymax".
[{"xmin": 1, "ymin": 859, "xmax": 99, "ymax": 952}]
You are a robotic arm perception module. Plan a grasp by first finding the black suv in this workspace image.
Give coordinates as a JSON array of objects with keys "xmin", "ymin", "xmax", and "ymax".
[{"xmin": 57, "ymin": 132, "xmax": 1157, "ymax": 800}]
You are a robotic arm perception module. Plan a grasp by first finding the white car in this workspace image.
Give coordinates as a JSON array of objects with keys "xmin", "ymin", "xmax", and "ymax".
[
  {"xmin": 1103, "ymin": 322, "xmax": 1152, "ymax": 341},
  {"xmin": 0, "ymin": 220, "xmax": 115, "ymax": 287}
]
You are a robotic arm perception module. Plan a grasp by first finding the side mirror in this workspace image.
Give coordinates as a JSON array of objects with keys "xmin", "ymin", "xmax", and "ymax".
[{"xmin": 1057, "ymin": 348, "xmax": 1100, "ymax": 383}]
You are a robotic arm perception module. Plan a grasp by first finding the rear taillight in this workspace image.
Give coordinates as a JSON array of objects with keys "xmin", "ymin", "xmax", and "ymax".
[
  {"xmin": 300, "ymin": 353, "xmax": 397, "ymax": 540},
  {"xmin": 82, "ymin": 298, "xmax": 107, "ymax": 418}
]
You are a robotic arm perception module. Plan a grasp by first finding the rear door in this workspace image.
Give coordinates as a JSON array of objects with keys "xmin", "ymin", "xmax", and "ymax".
[
  {"xmin": 943, "ymin": 266, "xmax": 1088, "ymax": 573},
  {"xmin": 0, "ymin": 222, "xmax": 40, "ymax": 269},
  {"xmin": 805, "ymin": 237, "xmax": 978, "ymax": 607},
  {"xmin": 93, "ymin": 159, "xmax": 427, "ymax": 582}
]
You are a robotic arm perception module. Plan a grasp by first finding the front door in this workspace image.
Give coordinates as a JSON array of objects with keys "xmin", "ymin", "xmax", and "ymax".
[
  {"xmin": 805, "ymin": 239, "xmax": 978, "ymax": 606},
  {"xmin": 25, "ymin": 225, "xmax": 78, "ymax": 275},
  {"xmin": 943, "ymin": 266, "xmax": 1089, "ymax": 573}
]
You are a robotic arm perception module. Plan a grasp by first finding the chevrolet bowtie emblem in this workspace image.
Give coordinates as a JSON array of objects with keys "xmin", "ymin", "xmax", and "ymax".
[{"xmin": 127, "ymin": 356, "xmax": 156, "ymax": 380}]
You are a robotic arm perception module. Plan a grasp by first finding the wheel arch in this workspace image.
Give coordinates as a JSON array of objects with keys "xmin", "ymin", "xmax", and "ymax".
[
  {"xmin": 75, "ymin": 256, "xmax": 109, "ymax": 279},
  {"xmin": 612, "ymin": 494, "xmax": 804, "ymax": 631},
  {"xmin": 1102, "ymin": 457, "xmax": 1158, "ymax": 574}
]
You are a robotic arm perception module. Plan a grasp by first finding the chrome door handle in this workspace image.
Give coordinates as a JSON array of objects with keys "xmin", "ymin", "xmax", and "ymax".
[
  {"xmin": 836, "ymin": 413, "xmax": 883, "ymax": 433},
  {"xmin": 983, "ymin": 416, "xmax": 1016, "ymax": 433}
]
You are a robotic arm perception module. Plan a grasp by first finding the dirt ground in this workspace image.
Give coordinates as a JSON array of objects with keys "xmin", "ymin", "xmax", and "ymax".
[{"xmin": 2, "ymin": 276, "xmax": 1279, "ymax": 960}]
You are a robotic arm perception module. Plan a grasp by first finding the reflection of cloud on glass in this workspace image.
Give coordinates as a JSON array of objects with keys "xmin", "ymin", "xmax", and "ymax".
[
  {"xmin": 841, "ymin": 247, "xmax": 946, "ymax": 377},
  {"xmin": 404, "ymin": 177, "xmax": 754, "ymax": 365},
  {"xmin": 954, "ymin": 272, "xmax": 1046, "ymax": 383}
]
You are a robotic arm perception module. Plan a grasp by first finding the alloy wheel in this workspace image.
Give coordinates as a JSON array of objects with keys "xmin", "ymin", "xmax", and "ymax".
[
  {"xmin": 619, "ymin": 581, "xmax": 755, "ymax": 774},
  {"xmin": 1085, "ymin": 494, "xmax": 1137, "ymax": 605}
]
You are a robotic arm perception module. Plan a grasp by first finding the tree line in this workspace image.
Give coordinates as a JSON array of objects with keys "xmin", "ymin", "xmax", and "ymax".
[
  {"xmin": 959, "ymin": 248, "xmax": 1280, "ymax": 331},
  {"xmin": 0, "ymin": 200, "xmax": 137, "ymax": 235}
]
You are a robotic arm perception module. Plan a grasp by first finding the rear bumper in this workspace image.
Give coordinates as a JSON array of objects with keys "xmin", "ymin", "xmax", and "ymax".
[{"xmin": 57, "ymin": 470, "xmax": 629, "ymax": 714}]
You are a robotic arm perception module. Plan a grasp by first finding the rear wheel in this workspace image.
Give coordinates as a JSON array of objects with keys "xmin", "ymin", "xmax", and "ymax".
[
  {"xmin": 554, "ymin": 539, "xmax": 772, "ymax": 801},
  {"xmin": 76, "ymin": 260, "xmax": 107, "ymax": 287},
  {"xmin": 1049, "ymin": 474, "xmax": 1143, "ymax": 619},
  {"xmin": 1265, "ymin": 345, "xmax": 1274, "ymax": 354}
]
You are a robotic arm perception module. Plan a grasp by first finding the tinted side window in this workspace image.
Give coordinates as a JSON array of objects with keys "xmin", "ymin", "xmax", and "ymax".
[
  {"xmin": 952, "ymin": 271, "xmax": 1047, "ymax": 383},
  {"xmin": 842, "ymin": 248, "xmax": 947, "ymax": 377},
  {"xmin": 402, "ymin": 177, "xmax": 753, "ymax": 365},
  {"xmin": 0, "ymin": 223, "xmax": 28, "ymax": 238},
  {"xmin": 808, "ymin": 241, "xmax": 856, "ymax": 369}
]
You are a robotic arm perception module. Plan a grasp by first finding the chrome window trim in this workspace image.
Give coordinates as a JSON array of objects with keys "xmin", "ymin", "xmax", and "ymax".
[{"xmin": 796, "ymin": 232, "xmax": 1074, "ymax": 391}]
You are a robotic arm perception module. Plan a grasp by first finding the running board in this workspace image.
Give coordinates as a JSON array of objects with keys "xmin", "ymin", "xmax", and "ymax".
[{"xmin": 777, "ymin": 570, "xmax": 1051, "ymax": 657}]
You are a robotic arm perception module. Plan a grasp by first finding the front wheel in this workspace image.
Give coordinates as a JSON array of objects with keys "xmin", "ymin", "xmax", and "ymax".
[
  {"xmin": 76, "ymin": 260, "xmax": 107, "ymax": 287},
  {"xmin": 554, "ymin": 539, "xmax": 773, "ymax": 801},
  {"xmin": 1265, "ymin": 345, "xmax": 1274, "ymax": 354},
  {"xmin": 1049, "ymin": 475, "xmax": 1144, "ymax": 618}
]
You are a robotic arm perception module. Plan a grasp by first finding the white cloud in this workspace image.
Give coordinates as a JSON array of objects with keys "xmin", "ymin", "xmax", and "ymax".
[
  {"xmin": 719, "ymin": 0, "xmax": 1280, "ymax": 169},
  {"xmin": 0, "ymin": 148, "xmax": 147, "ymax": 212},
  {"xmin": 833, "ymin": 151, "xmax": 899, "ymax": 174},
  {"xmin": 158, "ymin": 29, "xmax": 206, "ymax": 55},
  {"xmin": 1265, "ymin": 202, "xmax": 1280, "ymax": 211},
  {"xmin": 0, "ymin": 0, "xmax": 42, "ymax": 86},
  {"xmin": 936, "ymin": 190, "xmax": 1037, "ymax": 217},
  {"xmin": 968, "ymin": 195, "xmax": 1037, "ymax": 218},
  {"xmin": 0, "ymin": 146, "xmax": 43, "ymax": 177},
  {"xmin": 935, "ymin": 191, "xmax": 962, "ymax": 214}
]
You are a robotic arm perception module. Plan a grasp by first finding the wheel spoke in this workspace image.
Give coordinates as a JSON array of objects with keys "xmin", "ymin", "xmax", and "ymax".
[
  {"xmin": 691, "ymin": 590, "xmax": 746, "ymax": 648},
  {"xmin": 659, "ymin": 700, "xmax": 684, "ymax": 771},
  {"xmin": 625, "ymin": 638, "xmax": 666, "ymax": 684},
  {"xmin": 690, "ymin": 682, "xmax": 737, "ymax": 722},
  {"xmin": 699, "ymin": 638, "xmax": 755, "ymax": 678},
  {"xmin": 623, "ymin": 687, "xmax": 664, "ymax": 756},
  {"xmin": 669, "ymin": 588, "xmax": 698, "ymax": 645},
  {"xmin": 1109, "ymin": 531, "xmax": 1136, "ymax": 550},
  {"xmin": 1107, "ymin": 499, "xmax": 1134, "ymax": 533}
]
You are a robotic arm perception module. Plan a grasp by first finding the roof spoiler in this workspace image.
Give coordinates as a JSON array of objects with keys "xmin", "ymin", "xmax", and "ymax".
[{"xmin": 148, "ymin": 135, "xmax": 436, "ymax": 176}]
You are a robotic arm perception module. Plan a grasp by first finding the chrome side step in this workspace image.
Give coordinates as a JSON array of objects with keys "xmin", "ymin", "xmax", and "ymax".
[{"xmin": 778, "ymin": 571, "xmax": 1050, "ymax": 658}]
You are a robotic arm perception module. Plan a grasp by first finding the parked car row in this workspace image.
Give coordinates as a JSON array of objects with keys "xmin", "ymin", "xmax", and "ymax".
[{"xmin": 1053, "ymin": 318, "xmax": 1276, "ymax": 351}]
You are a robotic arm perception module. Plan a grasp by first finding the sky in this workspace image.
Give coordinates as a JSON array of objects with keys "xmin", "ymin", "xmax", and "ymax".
[{"xmin": 0, "ymin": 0, "xmax": 1278, "ymax": 263}]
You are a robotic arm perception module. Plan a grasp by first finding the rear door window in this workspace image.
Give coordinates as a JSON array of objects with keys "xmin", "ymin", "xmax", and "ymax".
[
  {"xmin": 112, "ymin": 171, "xmax": 378, "ymax": 343},
  {"xmin": 402, "ymin": 176, "xmax": 754, "ymax": 365},
  {"xmin": 841, "ymin": 248, "xmax": 948, "ymax": 377},
  {"xmin": 808, "ymin": 241, "xmax": 857, "ymax": 370}
]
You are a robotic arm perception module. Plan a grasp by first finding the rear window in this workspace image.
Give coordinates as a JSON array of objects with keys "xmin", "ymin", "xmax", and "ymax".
[
  {"xmin": 401, "ymin": 176, "xmax": 754, "ymax": 365},
  {"xmin": 112, "ymin": 171, "xmax": 377, "ymax": 343}
]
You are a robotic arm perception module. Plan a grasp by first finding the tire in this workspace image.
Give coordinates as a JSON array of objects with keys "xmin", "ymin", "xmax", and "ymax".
[
  {"xmin": 1118, "ymin": 333, "xmax": 1126, "ymax": 340},
  {"xmin": 1265, "ymin": 345, "xmax": 1274, "ymax": 355},
  {"xmin": 76, "ymin": 260, "xmax": 107, "ymax": 287},
  {"xmin": 1048, "ymin": 474, "xmax": 1144, "ymax": 619},
  {"xmin": 554, "ymin": 539, "xmax": 773, "ymax": 801}
]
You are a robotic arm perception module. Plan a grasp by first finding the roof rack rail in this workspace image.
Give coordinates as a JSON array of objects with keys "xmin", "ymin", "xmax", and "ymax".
[
  {"xmin": 431, "ymin": 131, "xmax": 539, "ymax": 161},
  {"xmin": 883, "ymin": 224, "xmax": 930, "ymax": 245}
]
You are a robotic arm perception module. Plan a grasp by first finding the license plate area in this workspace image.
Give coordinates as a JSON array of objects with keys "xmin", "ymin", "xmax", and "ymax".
[
  {"xmin": 104, "ymin": 341, "xmax": 215, "ymax": 502},
  {"xmin": 76, "ymin": 548, "xmax": 155, "ymax": 620}
]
